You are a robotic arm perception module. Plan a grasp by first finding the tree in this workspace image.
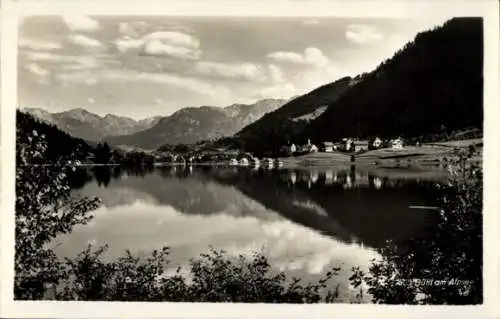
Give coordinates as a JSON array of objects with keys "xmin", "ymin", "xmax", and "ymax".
[
  {"xmin": 174, "ymin": 144, "xmax": 190, "ymax": 153},
  {"xmin": 15, "ymin": 128, "xmax": 100, "ymax": 300},
  {"xmin": 94, "ymin": 142, "xmax": 112, "ymax": 163}
]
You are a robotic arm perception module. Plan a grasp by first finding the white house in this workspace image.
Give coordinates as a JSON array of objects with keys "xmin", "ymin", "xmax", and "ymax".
[
  {"xmin": 302, "ymin": 139, "xmax": 319, "ymax": 153},
  {"xmin": 354, "ymin": 141, "xmax": 369, "ymax": 152},
  {"xmin": 391, "ymin": 137, "xmax": 404, "ymax": 149},
  {"xmin": 372, "ymin": 137, "xmax": 383, "ymax": 149},
  {"xmin": 239, "ymin": 158, "xmax": 249, "ymax": 166},
  {"xmin": 263, "ymin": 158, "xmax": 274, "ymax": 168},
  {"xmin": 341, "ymin": 138, "xmax": 354, "ymax": 152},
  {"xmin": 323, "ymin": 142, "xmax": 335, "ymax": 152},
  {"xmin": 250, "ymin": 157, "xmax": 260, "ymax": 167}
]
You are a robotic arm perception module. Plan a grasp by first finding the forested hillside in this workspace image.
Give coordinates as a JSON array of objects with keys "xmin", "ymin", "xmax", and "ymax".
[
  {"xmin": 232, "ymin": 77, "xmax": 356, "ymax": 155},
  {"xmin": 17, "ymin": 111, "xmax": 95, "ymax": 164},
  {"xmin": 306, "ymin": 17, "xmax": 483, "ymax": 142}
]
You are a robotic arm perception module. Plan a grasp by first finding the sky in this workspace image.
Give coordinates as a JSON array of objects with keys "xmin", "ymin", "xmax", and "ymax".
[{"xmin": 18, "ymin": 15, "xmax": 449, "ymax": 119}]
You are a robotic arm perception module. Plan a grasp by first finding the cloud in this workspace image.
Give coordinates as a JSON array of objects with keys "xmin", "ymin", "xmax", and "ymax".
[
  {"xmin": 268, "ymin": 64, "xmax": 286, "ymax": 83},
  {"xmin": 68, "ymin": 34, "xmax": 103, "ymax": 48},
  {"xmin": 267, "ymin": 51, "xmax": 304, "ymax": 64},
  {"xmin": 194, "ymin": 61, "xmax": 266, "ymax": 81},
  {"xmin": 115, "ymin": 31, "xmax": 202, "ymax": 60},
  {"xmin": 59, "ymin": 60, "xmax": 102, "ymax": 71},
  {"xmin": 61, "ymin": 15, "xmax": 100, "ymax": 32},
  {"xmin": 303, "ymin": 48, "xmax": 331, "ymax": 67},
  {"xmin": 301, "ymin": 19, "xmax": 320, "ymax": 26},
  {"xmin": 345, "ymin": 24, "xmax": 384, "ymax": 44},
  {"xmin": 258, "ymin": 82, "xmax": 296, "ymax": 100},
  {"xmin": 142, "ymin": 40, "xmax": 201, "ymax": 60},
  {"xmin": 297, "ymin": 65, "xmax": 339, "ymax": 91},
  {"xmin": 266, "ymin": 47, "xmax": 344, "ymax": 97},
  {"xmin": 21, "ymin": 51, "xmax": 106, "ymax": 72},
  {"xmin": 115, "ymin": 37, "xmax": 144, "ymax": 52},
  {"xmin": 24, "ymin": 51, "xmax": 84, "ymax": 63},
  {"xmin": 144, "ymin": 31, "xmax": 199, "ymax": 49},
  {"xmin": 267, "ymin": 47, "xmax": 331, "ymax": 68},
  {"xmin": 18, "ymin": 38, "xmax": 62, "ymax": 51},
  {"xmin": 25, "ymin": 63, "xmax": 51, "ymax": 77},
  {"xmin": 57, "ymin": 69, "xmax": 232, "ymax": 100},
  {"xmin": 118, "ymin": 21, "xmax": 149, "ymax": 37}
]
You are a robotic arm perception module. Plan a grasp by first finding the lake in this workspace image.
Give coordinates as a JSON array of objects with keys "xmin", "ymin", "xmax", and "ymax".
[{"xmin": 50, "ymin": 164, "xmax": 446, "ymax": 302}]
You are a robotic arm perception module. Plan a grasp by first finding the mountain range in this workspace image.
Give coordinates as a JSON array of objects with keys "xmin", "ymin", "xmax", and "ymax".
[
  {"xmin": 22, "ymin": 107, "xmax": 162, "ymax": 141},
  {"xmin": 103, "ymin": 98, "xmax": 288, "ymax": 149},
  {"xmin": 23, "ymin": 98, "xmax": 287, "ymax": 150}
]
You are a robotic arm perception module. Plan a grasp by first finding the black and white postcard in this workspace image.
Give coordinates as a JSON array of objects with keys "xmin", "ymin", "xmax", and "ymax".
[{"xmin": 1, "ymin": 0, "xmax": 499, "ymax": 318}]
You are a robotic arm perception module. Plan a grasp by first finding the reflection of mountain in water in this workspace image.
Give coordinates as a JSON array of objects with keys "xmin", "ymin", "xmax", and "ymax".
[
  {"xmin": 209, "ymin": 167, "xmax": 440, "ymax": 249},
  {"xmin": 74, "ymin": 166, "xmax": 282, "ymax": 222},
  {"xmin": 75, "ymin": 165, "xmax": 441, "ymax": 249}
]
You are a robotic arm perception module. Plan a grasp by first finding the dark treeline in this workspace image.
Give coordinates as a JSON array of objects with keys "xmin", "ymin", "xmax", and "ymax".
[
  {"xmin": 308, "ymin": 17, "xmax": 483, "ymax": 141},
  {"xmin": 17, "ymin": 111, "xmax": 157, "ymax": 167},
  {"xmin": 16, "ymin": 111, "xmax": 95, "ymax": 164}
]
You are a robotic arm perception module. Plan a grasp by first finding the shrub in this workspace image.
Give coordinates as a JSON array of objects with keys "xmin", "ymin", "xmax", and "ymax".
[{"xmin": 55, "ymin": 245, "xmax": 342, "ymax": 302}]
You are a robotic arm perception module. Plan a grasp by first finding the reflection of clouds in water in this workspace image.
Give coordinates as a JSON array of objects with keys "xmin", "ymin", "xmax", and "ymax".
[
  {"xmin": 52, "ymin": 200, "xmax": 380, "ymax": 287},
  {"xmin": 258, "ymin": 221, "xmax": 379, "ymax": 276}
]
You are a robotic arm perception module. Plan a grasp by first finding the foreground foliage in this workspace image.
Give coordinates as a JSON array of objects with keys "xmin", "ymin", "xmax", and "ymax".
[
  {"xmin": 350, "ymin": 152, "xmax": 483, "ymax": 304},
  {"xmin": 55, "ymin": 245, "xmax": 341, "ymax": 302},
  {"xmin": 15, "ymin": 128, "xmax": 343, "ymax": 302},
  {"xmin": 16, "ymin": 122, "xmax": 483, "ymax": 303},
  {"xmin": 15, "ymin": 125, "xmax": 100, "ymax": 299}
]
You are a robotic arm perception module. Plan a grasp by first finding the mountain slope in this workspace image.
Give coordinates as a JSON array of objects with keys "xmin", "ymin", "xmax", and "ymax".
[
  {"xmin": 22, "ymin": 107, "xmax": 161, "ymax": 141},
  {"xmin": 306, "ymin": 17, "xmax": 483, "ymax": 142},
  {"xmin": 105, "ymin": 98, "xmax": 287, "ymax": 150},
  {"xmin": 17, "ymin": 110, "xmax": 95, "ymax": 163},
  {"xmin": 230, "ymin": 76, "xmax": 357, "ymax": 155}
]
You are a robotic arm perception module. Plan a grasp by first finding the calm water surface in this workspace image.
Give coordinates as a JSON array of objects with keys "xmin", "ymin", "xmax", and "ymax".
[{"xmin": 51, "ymin": 165, "xmax": 446, "ymax": 301}]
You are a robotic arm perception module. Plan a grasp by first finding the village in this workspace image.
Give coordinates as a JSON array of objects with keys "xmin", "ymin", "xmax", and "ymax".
[
  {"xmin": 280, "ymin": 136, "xmax": 405, "ymax": 155},
  {"xmin": 83, "ymin": 134, "xmax": 480, "ymax": 170},
  {"xmin": 147, "ymin": 136, "xmax": 408, "ymax": 169}
]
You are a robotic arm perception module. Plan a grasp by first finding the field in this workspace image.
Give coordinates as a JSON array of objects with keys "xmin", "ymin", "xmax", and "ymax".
[{"xmin": 279, "ymin": 139, "xmax": 483, "ymax": 169}]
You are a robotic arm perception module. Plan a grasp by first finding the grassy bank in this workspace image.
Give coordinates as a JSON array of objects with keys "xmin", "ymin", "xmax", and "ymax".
[{"xmin": 279, "ymin": 139, "xmax": 482, "ymax": 169}]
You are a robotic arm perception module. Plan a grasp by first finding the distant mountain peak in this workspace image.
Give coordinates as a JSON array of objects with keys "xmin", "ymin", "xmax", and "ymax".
[
  {"xmin": 68, "ymin": 107, "xmax": 92, "ymax": 115},
  {"xmin": 25, "ymin": 108, "xmax": 161, "ymax": 141}
]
